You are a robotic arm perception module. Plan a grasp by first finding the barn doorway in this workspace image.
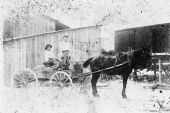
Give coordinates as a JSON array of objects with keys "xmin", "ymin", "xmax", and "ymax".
[{"xmin": 152, "ymin": 27, "xmax": 169, "ymax": 53}]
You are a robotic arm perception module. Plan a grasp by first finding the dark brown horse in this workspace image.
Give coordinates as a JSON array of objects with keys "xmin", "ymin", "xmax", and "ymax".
[{"xmin": 83, "ymin": 47, "xmax": 152, "ymax": 98}]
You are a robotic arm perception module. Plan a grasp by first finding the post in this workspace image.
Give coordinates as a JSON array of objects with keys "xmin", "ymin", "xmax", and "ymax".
[
  {"xmin": 153, "ymin": 59, "xmax": 157, "ymax": 76},
  {"xmin": 158, "ymin": 58, "xmax": 162, "ymax": 84}
]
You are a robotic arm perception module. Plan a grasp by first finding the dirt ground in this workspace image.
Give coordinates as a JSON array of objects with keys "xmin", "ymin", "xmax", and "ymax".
[{"xmin": 0, "ymin": 80, "xmax": 170, "ymax": 113}]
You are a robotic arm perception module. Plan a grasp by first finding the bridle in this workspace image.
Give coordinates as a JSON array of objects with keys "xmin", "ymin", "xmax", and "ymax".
[{"xmin": 132, "ymin": 49, "xmax": 152, "ymax": 69}]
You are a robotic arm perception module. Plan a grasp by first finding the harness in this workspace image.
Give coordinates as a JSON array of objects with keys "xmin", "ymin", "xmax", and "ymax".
[
  {"xmin": 115, "ymin": 50, "xmax": 134, "ymax": 67},
  {"xmin": 93, "ymin": 50, "xmax": 133, "ymax": 71},
  {"xmin": 127, "ymin": 49, "xmax": 134, "ymax": 65}
]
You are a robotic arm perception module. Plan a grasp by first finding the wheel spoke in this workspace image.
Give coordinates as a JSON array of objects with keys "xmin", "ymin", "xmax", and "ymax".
[
  {"xmin": 25, "ymin": 75, "xmax": 30, "ymax": 81},
  {"xmin": 58, "ymin": 73, "xmax": 61, "ymax": 82},
  {"xmin": 63, "ymin": 82, "xmax": 72, "ymax": 87},
  {"xmin": 64, "ymin": 77, "xmax": 69, "ymax": 83},
  {"xmin": 14, "ymin": 77, "xmax": 25, "ymax": 83},
  {"xmin": 52, "ymin": 77, "xmax": 61, "ymax": 86},
  {"xmin": 11, "ymin": 69, "xmax": 38, "ymax": 88},
  {"xmin": 18, "ymin": 74, "xmax": 26, "ymax": 82},
  {"xmin": 15, "ymin": 74, "xmax": 24, "ymax": 81},
  {"xmin": 55, "ymin": 74, "xmax": 59, "ymax": 81},
  {"xmin": 13, "ymin": 76, "xmax": 22, "ymax": 82},
  {"xmin": 53, "ymin": 77, "xmax": 59, "ymax": 83},
  {"xmin": 14, "ymin": 83, "xmax": 22, "ymax": 88},
  {"xmin": 27, "ymin": 73, "xmax": 34, "ymax": 78},
  {"xmin": 50, "ymin": 71, "xmax": 73, "ymax": 97},
  {"xmin": 27, "ymin": 78, "xmax": 36, "ymax": 83},
  {"xmin": 61, "ymin": 74, "xmax": 64, "ymax": 80},
  {"xmin": 13, "ymin": 80, "xmax": 26, "ymax": 88},
  {"xmin": 13, "ymin": 80, "xmax": 22, "ymax": 84}
]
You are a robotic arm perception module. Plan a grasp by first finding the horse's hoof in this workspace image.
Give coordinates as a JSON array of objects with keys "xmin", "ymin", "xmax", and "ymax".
[
  {"xmin": 93, "ymin": 93, "xmax": 100, "ymax": 97},
  {"xmin": 122, "ymin": 95, "xmax": 127, "ymax": 99}
]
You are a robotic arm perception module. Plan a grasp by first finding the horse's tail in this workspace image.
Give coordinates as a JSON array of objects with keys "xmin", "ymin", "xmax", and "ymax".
[{"xmin": 83, "ymin": 57, "xmax": 93, "ymax": 68}]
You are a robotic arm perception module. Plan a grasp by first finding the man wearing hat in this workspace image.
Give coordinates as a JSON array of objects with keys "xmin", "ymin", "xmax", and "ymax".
[
  {"xmin": 44, "ymin": 44, "xmax": 59, "ymax": 68},
  {"xmin": 60, "ymin": 35, "xmax": 71, "ymax": 70}
]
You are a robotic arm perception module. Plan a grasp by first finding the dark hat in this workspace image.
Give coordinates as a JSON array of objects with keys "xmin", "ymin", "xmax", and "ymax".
[
  {"xmin": 63, "ymin": 35, "xmax": 68, "ymax": 39},
  {"xmin": 45, "ymin": 44, "xmax": 52, "ymax": 50},
  {"xmin": 62, "ymin": 50, "xmax": 70, "ymax": 53}
]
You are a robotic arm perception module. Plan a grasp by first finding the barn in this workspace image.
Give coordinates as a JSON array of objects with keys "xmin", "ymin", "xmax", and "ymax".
[
  {"xmin": 4, "ymin": 22, "xmax": 170, "ymax": 86},
  {"xmin": 3, "ymin": 25, "xmax": 102, "ymax": 86},
  {"xmin": 114, "ymin": 23, "xmax": 170, "ymax": 53}
]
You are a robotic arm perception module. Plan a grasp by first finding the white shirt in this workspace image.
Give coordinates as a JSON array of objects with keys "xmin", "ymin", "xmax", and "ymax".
[
  {"xmin": 45, "ymin": 50, "xmax": 56, "ymax": 62},
  {"xmin": 60, "ymin": 42, "xmax": 71, "ymax": 52}
]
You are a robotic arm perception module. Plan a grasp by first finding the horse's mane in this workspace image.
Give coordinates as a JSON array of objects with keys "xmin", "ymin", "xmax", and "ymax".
[{"xmin": 101, "ymin": 49, "xmax": 118, "ymax": 56}]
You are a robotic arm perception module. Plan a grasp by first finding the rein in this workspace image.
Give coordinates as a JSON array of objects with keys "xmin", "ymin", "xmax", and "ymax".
[
  {"xmin": 77, "ymin": 61, "xmax": 130, "ymax": 78},
  {"xmin": 92, "ymin": 50, "xmax": 134, "ymax": 75}
]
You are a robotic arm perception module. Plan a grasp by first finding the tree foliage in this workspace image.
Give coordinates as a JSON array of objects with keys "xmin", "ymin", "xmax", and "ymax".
[{"xmin": 1, "ymin": 0, "xmax": 170, "ymax": 27}]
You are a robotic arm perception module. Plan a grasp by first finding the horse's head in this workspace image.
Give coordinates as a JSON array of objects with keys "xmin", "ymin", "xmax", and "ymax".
[{"xmin": 132, "ymin": 47, "xmax": 152, "ymax": 69}]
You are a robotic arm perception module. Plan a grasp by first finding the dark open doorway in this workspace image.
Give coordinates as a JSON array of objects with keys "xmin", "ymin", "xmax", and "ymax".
[{"xmin": 152, "ymin": 27, "xmax": 169, "ymax": 53}]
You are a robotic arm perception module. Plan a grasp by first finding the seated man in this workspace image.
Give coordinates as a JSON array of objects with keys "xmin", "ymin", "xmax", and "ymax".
[
  {"xmin": 61, "ymin": 50, "xmax": 71, "ymax": 70},
  {"xmin": 44, "ymin": 44, "xmax": 59, "ymax": 69}
]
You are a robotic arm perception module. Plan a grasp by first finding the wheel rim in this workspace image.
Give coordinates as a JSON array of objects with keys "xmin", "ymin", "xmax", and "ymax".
[
  {"xmin": 50, "ymin": 71, "xmax": 72, "ymax": 87},
  {"xmin": 50, "ymin": 71, "xmax": 73, "ymax": 97},
  {"xmin": 11, "ymin": 68, "xmax": 38, "ymax": 88}
]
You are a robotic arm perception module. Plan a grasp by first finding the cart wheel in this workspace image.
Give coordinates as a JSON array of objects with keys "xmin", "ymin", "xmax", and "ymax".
[
  {"xmin": 50, "ymin": 71, "xmax": 73, "ymax": 97},
  {"xmin": 11, "ymin": 68, "xmax": 38, "ymax": 88}
]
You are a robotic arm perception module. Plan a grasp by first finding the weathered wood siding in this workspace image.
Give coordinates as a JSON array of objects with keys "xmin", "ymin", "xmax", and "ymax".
[
  {"xmin": 3, "ymin": 15, "xmax": 69, "ymax": 40},
  {"xmin": 114, "ymin": 23, "xmax": 170, "ymax": 52},
  {"xmin": 3, "ymin": 26, "xmax": 101, "ymax": 86}
]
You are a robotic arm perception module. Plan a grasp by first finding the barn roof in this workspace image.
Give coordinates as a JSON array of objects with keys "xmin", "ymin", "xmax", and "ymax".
[
  {"xmin": 41, "ymin": 15, "xmax": 70, "ymax": 30},
  {"xmin": 115, "ymin": 22, "xmax": 170, "ymax": 32}
]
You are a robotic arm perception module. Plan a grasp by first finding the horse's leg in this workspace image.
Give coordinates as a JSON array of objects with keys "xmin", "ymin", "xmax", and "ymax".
[
  {"xmin": 91, "ymin": 72, "xmax": 100, "ymax": 97},
  {"xmin": 133, "ymin": 68, "xmax": 138, "ymax": 81},
  {"xmin": 122, "ymin": 75, "xmax": 128, "ymax": 99}
]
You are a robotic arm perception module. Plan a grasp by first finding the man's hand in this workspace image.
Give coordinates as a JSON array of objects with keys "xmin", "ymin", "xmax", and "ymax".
[
  {"xmin": 55, "ymin": 59, "xmax": 60, "ymax": 63},
  {"xmin": 49, "ymin": 58, "xmax": 53, "ymax": 61},
  {"xmin": 49, "ymin": 58, "xmax": 58, "ymax": 62}
]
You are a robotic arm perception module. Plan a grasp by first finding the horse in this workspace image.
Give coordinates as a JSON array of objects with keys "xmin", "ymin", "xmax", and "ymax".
[{"xmin": 82, "ymin": 47, "xmax": 152, "ymax": 98}]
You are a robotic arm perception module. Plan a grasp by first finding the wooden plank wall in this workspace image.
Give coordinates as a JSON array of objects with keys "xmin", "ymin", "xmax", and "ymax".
[
  {"xmin": 3, "ymin": 15, "xmax": 57, "ymax": 40},
  {"xmin": 3, "ymin": 26, "xmax": 102, "ymax": 86}
]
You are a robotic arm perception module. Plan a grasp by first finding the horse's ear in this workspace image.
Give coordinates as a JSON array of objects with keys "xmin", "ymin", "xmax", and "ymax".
[
  {"xmin": 142, "ymin": 47, "xmax": 152, "ymax": 54},
  {"xmin": 142, "ymin": 47, "xmax": 149, "ymax": 51}
]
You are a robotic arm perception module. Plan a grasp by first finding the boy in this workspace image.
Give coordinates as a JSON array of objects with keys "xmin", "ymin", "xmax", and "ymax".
[{"xmin": 44, "ymin": 44, "xmax": 59, "ymax": 69}]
